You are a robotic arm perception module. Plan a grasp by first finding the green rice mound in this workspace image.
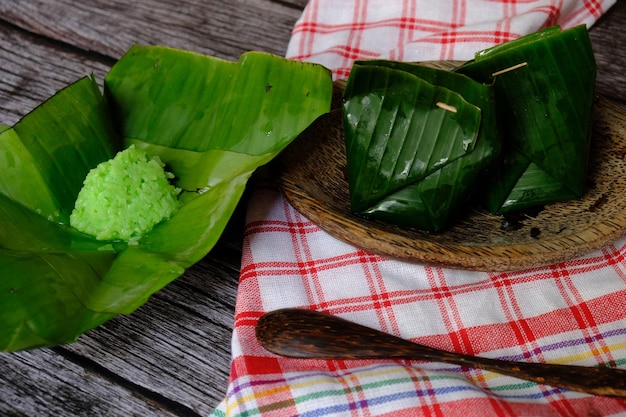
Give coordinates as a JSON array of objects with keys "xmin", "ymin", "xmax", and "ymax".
[{"xmin": 70, "ymin": 145, "xmax": 180, "ymax": 242}]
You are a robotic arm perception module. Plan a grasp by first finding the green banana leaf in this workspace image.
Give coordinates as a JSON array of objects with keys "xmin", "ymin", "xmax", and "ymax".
[
  {"xmin": 0, "ymin": 46, "xmax": 332, "ymax": 352},
  {"xmin": 456, "ymin": 25, "xmax": 596, "ymax": 214},
  {"xmin": 343, "ymin": 60, "xmax": 500, "ymax": 231}
]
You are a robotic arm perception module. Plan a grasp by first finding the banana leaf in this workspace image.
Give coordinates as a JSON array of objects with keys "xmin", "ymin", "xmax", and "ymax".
[
  {"xmin": 0, "ymin": 46, "xmax": 332, "ymax": 352},
  {"xmin": 456, "ymin": 25, "xmax": 596, "ymax": 214},
  {"xmin": 343, "ymin": 60, "xmax": 500, "ymax": 231}
]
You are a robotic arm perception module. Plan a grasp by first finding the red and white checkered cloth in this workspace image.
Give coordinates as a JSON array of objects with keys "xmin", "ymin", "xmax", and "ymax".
[{"xmin": 214, "ymin": 1, "xmax": 626, "ymax": 416}]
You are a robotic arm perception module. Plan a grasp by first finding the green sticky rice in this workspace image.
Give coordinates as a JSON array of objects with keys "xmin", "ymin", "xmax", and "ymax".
[{"xmin": 70, "ymin": 145, "xmax": 180, "ymax": 242}]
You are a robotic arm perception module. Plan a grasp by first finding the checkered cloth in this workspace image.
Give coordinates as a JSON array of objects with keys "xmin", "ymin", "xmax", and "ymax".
[{"xmin": 213, "ymin": 1, "xmax": 626, "ymax": 416}]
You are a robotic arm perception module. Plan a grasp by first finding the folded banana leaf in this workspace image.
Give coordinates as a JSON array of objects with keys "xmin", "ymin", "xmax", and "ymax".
[
  {"xmin": 343, "ymin": 60, "xmax": 500, "ymax": 231},
  {"xmin": 0, "ymin": 46, "xmax": 332, "ymax": 352},
  {"xmin": 456, "ymin": 25, "xmax": 596, "ymax": 214}
]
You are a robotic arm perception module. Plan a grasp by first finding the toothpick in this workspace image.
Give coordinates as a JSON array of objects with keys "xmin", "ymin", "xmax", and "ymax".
[
  {"xmin": 492, "ymin": 62, "xmax": 528, "ymax": 77},
  {"xmin": 436, "ymin": 102, "xmax": 458, "ymax": 113}
]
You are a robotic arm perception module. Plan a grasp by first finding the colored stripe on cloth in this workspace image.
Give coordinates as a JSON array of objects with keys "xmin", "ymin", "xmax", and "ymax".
[
  {"xmin": 215, "ymin": 187, "xmax": 626, "ymax": 416},
  {"xmin": 213, "ymin": 1, "xmax": 624, "ymax": 416},
  {"xmin": 286, "ymin": 0, "xmax": 616, "ymax": 79}
]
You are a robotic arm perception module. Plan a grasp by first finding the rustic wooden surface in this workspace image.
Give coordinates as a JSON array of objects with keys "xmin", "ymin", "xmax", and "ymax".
[{"xmin": 0, "ymin": 0, "xmax": 624, "ymax": 415}]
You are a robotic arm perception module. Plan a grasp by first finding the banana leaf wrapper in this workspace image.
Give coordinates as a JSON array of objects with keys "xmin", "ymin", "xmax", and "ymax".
[
  {"xmin": 343, "ymin": 60, "xmax": 500, "ymax": 231},
  {"xmin": 456, "ymin": 25, "xmax": 596, "ymax": 214},
  {"xmin": 0, "ymin": 46, "xmax": 332, "ymax": 352}
]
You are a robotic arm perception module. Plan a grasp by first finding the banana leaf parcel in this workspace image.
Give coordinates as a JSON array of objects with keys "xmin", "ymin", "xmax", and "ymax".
[
  {"xmin": 0, "ymin": 46, "xmax": 332, "ymax": 352},
  {"xmin": 456, "ymin": 25, "xmax": 596, "ymax": 214},
  {"xmin": 343, "ymin": 60, "xmax": 501, "ymax": 231}
]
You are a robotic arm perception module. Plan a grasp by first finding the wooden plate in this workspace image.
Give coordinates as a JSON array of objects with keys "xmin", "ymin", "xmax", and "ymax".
[{"xmin": 275, "ymin": 78, "xmax": 626, "ymax": 272}]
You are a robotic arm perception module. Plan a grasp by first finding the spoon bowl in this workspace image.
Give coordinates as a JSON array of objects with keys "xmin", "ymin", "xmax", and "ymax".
[{"xmin": 256, "ymin": 308, "xmax": 626, "ymax": 398}]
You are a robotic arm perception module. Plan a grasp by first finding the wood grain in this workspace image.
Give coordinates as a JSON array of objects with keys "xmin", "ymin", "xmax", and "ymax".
[
  {"xmin": 589, "ymin": 0, "xmax": 626, "ymax": 104},
  {"xmin": 0, "ymin": 0, "xmax": 306, "ymax": 59},
  {"xmin": 0, "ymin": 348, "xmax": 181, "ymax": 416}
]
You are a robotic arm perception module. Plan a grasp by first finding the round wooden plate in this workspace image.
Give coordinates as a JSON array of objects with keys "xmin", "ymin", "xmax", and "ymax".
[{"xmin": 275, "ymin": 77, "xmax": 626, "ymax": 272}]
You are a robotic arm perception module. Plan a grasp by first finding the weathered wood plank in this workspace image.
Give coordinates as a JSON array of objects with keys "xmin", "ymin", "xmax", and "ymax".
[
  {"xmin": 0, "ymin": 27, "xmax": 113, "ymax": 125},
  {"xmin": 589, "ymin": 0, "xmax": 626, "ymax": 103},
  {"xmin": 0, "ymin": 0, "xmax": 306, "ymax": 59},
  {"xmin": 62, "ymin": 234, "xmax": 243, "ymax": 414},
  {"xmin": 0, "ymin": 348, "xmax": 181, "ymax": 416}
]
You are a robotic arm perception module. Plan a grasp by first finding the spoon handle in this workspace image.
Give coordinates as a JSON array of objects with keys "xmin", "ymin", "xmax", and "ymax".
[{"xmin": 256, "ymin": 308, "xmax": 626, "ymax": 398}]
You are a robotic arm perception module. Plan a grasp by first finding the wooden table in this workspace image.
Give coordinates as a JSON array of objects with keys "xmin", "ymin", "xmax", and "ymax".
[{"xmin": 0, "ymin": 1, "xmax": 624, "ymax": 415}]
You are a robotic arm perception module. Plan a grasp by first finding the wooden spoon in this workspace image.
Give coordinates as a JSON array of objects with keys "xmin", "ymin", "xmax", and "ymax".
[{"xmin": 256, "ymin": 308, "xmax": 626, "ymax": 398}]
